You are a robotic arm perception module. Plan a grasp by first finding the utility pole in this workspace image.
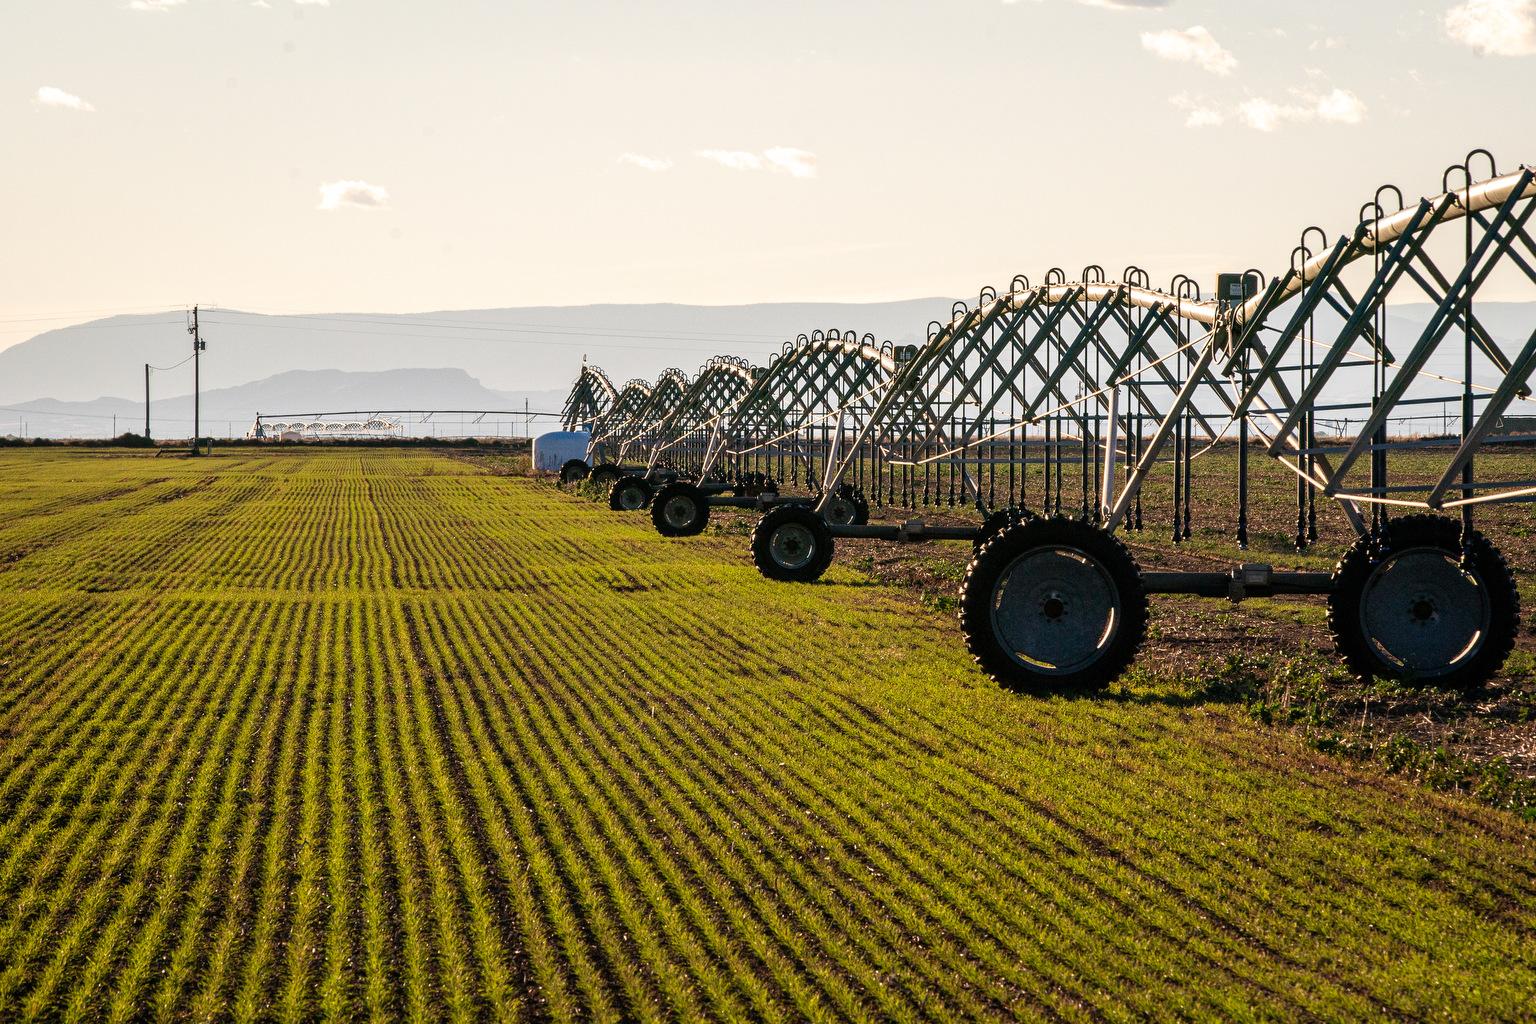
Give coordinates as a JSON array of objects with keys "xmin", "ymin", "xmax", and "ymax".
[
  {"xmin": 188, "ymin": 306, "xmax": 206, "ymax": 453},
  {"xmin": 144, "ymin": 363, "xmax": 151, "ymax": 439}
]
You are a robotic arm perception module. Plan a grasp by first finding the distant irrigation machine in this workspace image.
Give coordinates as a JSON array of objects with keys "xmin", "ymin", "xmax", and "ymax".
[
  {"xmin": 561, "ymin": 335, "xmax": 896, "ymax": 533},
  {"xmin": 558, "ymin": 152, "xmax": 1536, "ymax": 695}
]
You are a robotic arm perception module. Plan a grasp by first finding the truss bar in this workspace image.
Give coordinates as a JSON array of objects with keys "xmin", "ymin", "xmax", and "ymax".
[
  {"xmin": 1105, "ymin": 333, "xmax": 1219, "ymax": 532},
  {"xmin": 1324, "ymin": 170, "xmax": 1536, "ymax": 488},
  {"xmin": 1427, "ymin": 323, "xmax": 1536, "ymax": 507}
]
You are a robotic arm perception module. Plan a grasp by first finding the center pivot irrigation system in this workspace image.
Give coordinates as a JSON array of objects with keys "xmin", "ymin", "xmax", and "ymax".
[{"xmin": 557, "ymin": 152, "xmax": 1536, "ymax": 694}]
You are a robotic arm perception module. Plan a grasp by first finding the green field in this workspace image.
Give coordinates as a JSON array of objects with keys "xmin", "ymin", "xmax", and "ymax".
[{"xmin": 1, "ymin": 448, "xmax": 1534, "ymax": 1022}]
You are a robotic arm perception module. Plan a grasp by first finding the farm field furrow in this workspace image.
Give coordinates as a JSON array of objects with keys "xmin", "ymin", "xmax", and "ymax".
[{"xmin": 0, "ymin": 448, "xmax": 1534, "ymax": 1022}]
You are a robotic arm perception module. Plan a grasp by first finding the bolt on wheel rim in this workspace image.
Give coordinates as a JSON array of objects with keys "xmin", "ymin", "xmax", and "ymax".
[
  {"xmin": 990, "ymin": 546, "xmax": 1119, "ymax": 675},
  {"xmin": 770, "ymin": 523, "xmax": 816, "ymax": 570},
  {"xmin": 1359, "ymin": 546, "xmax": 1488, "ymax": 676},
  {"xmin": 664, "ymin": 496, "xmax": 696, "ymax": 528}
]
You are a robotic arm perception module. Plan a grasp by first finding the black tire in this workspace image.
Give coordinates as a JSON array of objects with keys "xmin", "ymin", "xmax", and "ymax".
[
  {"xmin": 609, "ymin": 475, "xmax": 652, "ymax": 512},
  {"xmin": 959, "ymin": 517, "xmax": 1147, "ymax": 694},
  {"xmin": 651, "ymin": 482, "xmax": 710, "ymax": 537},
  {"xmin": 1328, "ymin": 514, "xmax": 1519, "ymax": 690},
  {"xmin": 752, "ymin": 504, "xmax": 835, "ymax": 583},
  {"xmin": 973, "ymin": 506, "xmax": 1035, "ymax": 552},
  {"xmin": 589, "ymin": 463, "xmax": 623, "ymax": 489},
  {"xmin": 559, "ymin": 459, "xmax": 590, "ymax": 485}
]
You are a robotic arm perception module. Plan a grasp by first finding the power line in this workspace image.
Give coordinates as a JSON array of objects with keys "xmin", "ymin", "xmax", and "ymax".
[
  {"xmin": 147, "ymin": 352, "xmax": 197, "ymax": 372},
  {"xmin": 202, "ymin": 308, "xmax": 789, "ymax": 341},
  {"xmin": 0, "ymin": 403, "xmax": 203, "ymax": 423},
  {"xmin": 198, "ymin": 317, "xmax": 789, "ymax": 355}
]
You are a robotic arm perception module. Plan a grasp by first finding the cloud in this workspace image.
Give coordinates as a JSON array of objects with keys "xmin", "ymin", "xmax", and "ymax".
[
  {"xmin": 618, "ymin": 153, "xmax": 673, "ymax": 172},
  {"xmin": 763, "ymin": 147, "xmax": 817, "ymax": 179},
  {"xmin": 126, "ymin": 0, "xmax": 186, "ymax": 9},
  {"xmin": 1170, "ymin": 93, "xmax": 1223, "ymax": 127},
  {"xmin": 1237, "ymin": 97, "xmax": 1305, "ymax": 132},
  {"xmin": 294, "ymin": 0, "xmax": 330, "ymax": 5},
  {"xmin": 1309, "ymin": 36, "xmax": 1344, "ymax": 50},
  {"xmin": 695, "ymin": 149, "xmax": 764, "ymax": 171},
  {"xmin": 1140, "ymin": 26, "xmax": 1238, "ymax": 74},
  {"xmin": 1004, "ymin": 0, "xmax": 1173, "ymax": 6},
  {"xmin": 34, "ymin": 87, "xmax": 95, "ymax": 112},
  {"xmin": 317, "ymin": 180, "xmax": 389, "ymax": 210},
  {"xmin": 1238, "ymin": 88, "xmax": 1366, "ymax": 131},
  {"xmin": 1445, "ymin": 0, "xmax": 1536, "ymax": 55},
  {"xmin": 695, "ymin": 148, "xmax": 818, "ymax": 178},
  {"xmin": 1314, "ymin": 87, "xmax": 1367, "ymax": 123}
]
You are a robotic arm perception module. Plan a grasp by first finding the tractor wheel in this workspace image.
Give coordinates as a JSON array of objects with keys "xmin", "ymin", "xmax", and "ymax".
[
  {"xmin": 590, "ymin": 463, "xmax": 623, "ymax": 489},
  {"xmin": 973, "ymin": 506, "xmax": 1036, "ymax": 552},
  {"xmin": 559, "ymin": 459, "xmax": 590, "ymax": 485},
  {"xmin": 752, "ymin": 504, "xmax": 835, "ymax": 583},
  {"xmin": 609, "ymin": 475, "xmax": 652, "ymax": 512},
  {"xmin": 823, "ymin": 492, "xmax": 861, "ymax": 527},
  {"xmin": 959, "ymin": 517, "xmax": 1147, "ymax": 694},
  {"xmin": 1328, "ymin": 514, "xmax": 1519, "ymax": 690},
  {"xmin": 736, "ymin": 473, "xmax": 780, "ymax": 499},
  {"xmin": 651, "ymin": 482, "xmax": 710, "ymax": 537}
]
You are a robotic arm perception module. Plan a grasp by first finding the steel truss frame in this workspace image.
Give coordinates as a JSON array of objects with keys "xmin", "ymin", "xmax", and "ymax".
[
  {"xmin": 798, "ymin": 158, "xmax": 1536, "ymax": 550},
  {"xmin": 718, "ymin": 331, "xmax": 898, "ymax": 497},
  {"xmin": 560, "ymin": 363, "xmax": 618, "ymax": 434},
  {"xmin": 641, "ymin": 356, "xmax": 757, "ymax": 481},
  {"xmin": 561, "ymin": 154, "xmax": 1536, "ymax": 549}
]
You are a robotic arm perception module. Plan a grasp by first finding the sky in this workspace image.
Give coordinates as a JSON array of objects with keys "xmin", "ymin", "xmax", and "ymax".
[{"xmin": 2, "ymin": 0, "xmax": 1534, "ymax": 351}]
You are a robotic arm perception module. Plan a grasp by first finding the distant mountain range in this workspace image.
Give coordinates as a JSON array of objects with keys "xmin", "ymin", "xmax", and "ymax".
[
  {"xmin": 0, "ymin": 301, "xmax": 957, "ymax": 408},
  {"xmin": 1, "ymin": 368, "xmax": 566, "ymax": 440},
  {"xmin": 1, "ymin": 299, "xmax": 1529, "ymax": 438}
]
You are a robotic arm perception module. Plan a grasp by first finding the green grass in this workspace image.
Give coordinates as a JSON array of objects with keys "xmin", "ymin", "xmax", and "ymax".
[{"xmin": 0, "ymin": 448, "xmax": 1534, "ymax": 1021}]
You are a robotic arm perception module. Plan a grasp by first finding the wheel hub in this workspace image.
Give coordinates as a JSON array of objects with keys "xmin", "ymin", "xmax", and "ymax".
[
  {"xmin": 770, "ymin": 523, "xmax": 816, "ymax": 570},
  {"xmin": 990, "ymin": 547, "xmax": 1119, "ymax": 674},
  {"xmin": 664, "ymin": 496, "xmax": 696, "ymax": 528},
  {"xmin": 620, "ymin": 486, "xmax": 645, "ymax": 510},
  {"xmin": 1360, "ymin": 547, "xmax": 1488, "ymax": 676},
  {"xmin": 1409, "ymin": 597, "xmax": 1437, "ymax": 624}
]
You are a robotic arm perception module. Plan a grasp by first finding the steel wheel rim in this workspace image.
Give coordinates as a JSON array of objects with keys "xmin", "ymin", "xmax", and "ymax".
[
  {"xmin": 770, "ymin": 522, "xmax": 817, "ymax": 571},
  {"xmin": 1359, "ymin": 546, "xmax": 1489, "ymax": 677},
  {"xmin": 990, "ymin": 546, "xmax": 1119, "ymax": 675},
  {"xmin": 663, "ymin": 495, "xmax": 697, "ymax": 528},
  {"xmin": 825, "ymin": 498, "xmax": 855, "ymax": 525},
  {"xmin": 619, "ymin": 485, "xmax": 646, "ymax": 510}
]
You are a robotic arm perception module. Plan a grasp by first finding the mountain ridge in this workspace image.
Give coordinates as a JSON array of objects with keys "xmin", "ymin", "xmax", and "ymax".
[
  {"xmin": 0, "ymin": 300, "xmax": 959, "ymax": 407},
  {"xmin": 3, "ymin": 367, "xmax": 566, "ymax": 440}
]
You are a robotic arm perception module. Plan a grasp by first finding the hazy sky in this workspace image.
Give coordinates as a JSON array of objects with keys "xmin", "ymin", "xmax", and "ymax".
[{"xmin": 3, "ymin": 0, "xmax": 1534, "ymax": 350}]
